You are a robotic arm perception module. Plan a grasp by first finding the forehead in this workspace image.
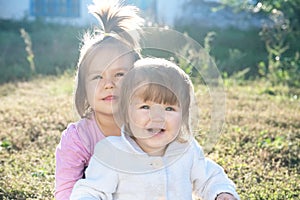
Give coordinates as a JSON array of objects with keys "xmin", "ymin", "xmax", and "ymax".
[
  {"xmin": 129, "ymin": 84, "xmax": 180, "ymax": 105},
  {"xmin": 88, "ymin": 43, "xmax": 135, "ymax": 73}
]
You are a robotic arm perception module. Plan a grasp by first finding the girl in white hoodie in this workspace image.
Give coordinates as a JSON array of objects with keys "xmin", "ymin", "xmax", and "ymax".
[{"xmin": 70, "ymin": 58, "xmax": 240, "ymax": 200}]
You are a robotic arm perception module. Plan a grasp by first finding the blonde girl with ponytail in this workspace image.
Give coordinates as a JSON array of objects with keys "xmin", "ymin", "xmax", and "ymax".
[{"xmin": 55, "ymin": 1, "xmax": 143, "ymax": 199}]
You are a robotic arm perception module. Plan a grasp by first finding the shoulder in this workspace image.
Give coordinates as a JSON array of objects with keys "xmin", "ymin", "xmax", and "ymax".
[
  {"xmin": 61, "ymin": 118, "xmax": 91, "ymax": 141},
  {"xmin": 93, "ymin": 136, "xmax": 138, "ymax": 161},
  {"xmin": 185, "ymin": 138, "xmax": 205, "ymax": 159},
  {"xmin": 94, "ymin": 136, "xmax": 124, "ymax": 153},
  {"xmin": 59, "ymin": 122, "xmax": 80, "ymax": 145},
  {"xmin": 59, "ymin": 117, "xmax": 105, "ymax": 153},
  {"xmin": 106, "ymin": 135, "xmax": 123, "ymax": 143},
  {"xmin": 56, "ymin": 120, "xmax": 87, "ymax": 152},
  {"xmin": 55, "ymin": 121, "xmax": 91, "ymax": 164},
  {"xmin": 92, "ymin": 136, "xmax": 131, "ymax": 171}
]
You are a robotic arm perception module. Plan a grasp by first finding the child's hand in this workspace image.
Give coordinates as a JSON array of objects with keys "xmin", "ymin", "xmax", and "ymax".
[{"xmin": 216, "ymin": 193, "xmax": 238, "ymax": 200}]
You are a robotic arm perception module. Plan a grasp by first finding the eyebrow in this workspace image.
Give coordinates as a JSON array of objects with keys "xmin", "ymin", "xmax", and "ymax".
[{"xmin": 89, "ymin": 67, "xmax": 129, "ymax": 74}]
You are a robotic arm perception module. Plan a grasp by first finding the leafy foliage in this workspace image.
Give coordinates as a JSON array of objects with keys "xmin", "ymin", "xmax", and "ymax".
[
  {"xmin": 219, "ymin": 0, "xmax": 300, "ymax": 86},
  {"xmin": 0, "ymin": 19, "xmax": 79, "ymax": 84}
]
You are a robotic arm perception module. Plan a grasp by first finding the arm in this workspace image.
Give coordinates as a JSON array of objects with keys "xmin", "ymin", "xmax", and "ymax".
[
  {"xmin": 55, "ymin": 124, "xmax": 91, "ymax": 200},
  {"xmin": 70, "ymin": 144, "xmax": 119, "ymax": 200},
  {"xmin": 190, "ymin": 140, "xmax": 240, "ymax": 200}
]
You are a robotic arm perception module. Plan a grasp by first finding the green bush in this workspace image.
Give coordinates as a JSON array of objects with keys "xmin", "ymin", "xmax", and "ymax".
[
  {"xmin": 174, "ymin": 23, "xmax": 300, "ymax": 86},
  {"xmin": 0, "ymin": 19, "xmax": 80, "ymax": 84},
  {"xmin": 174, "ymin": 24, "xmax": 267, "ymax": 77}
]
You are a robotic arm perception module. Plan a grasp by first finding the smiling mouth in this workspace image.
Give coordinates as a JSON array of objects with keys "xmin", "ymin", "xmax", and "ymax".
[
  {"xmin": 147, "ymin": 128, "xmax": 165, "ymax": 135},
  {"xmin": 102, "ymin": 95, "xmax": 117, "ymax": 101}
]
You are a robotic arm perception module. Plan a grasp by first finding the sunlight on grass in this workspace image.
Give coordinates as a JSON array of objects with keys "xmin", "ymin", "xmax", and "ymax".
[{"xmin": 0, "ymin": 76, "xmax": 299, "ymax": 199}]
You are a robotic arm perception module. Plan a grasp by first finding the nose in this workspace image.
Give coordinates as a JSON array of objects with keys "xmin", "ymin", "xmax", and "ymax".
[
  {"xmin": 149, "ymin": 105, "xmax": 165, "ymax": 122},
  {"xmin": 103, "ymin": 78, "xmax": 116, "ymax": 89}
]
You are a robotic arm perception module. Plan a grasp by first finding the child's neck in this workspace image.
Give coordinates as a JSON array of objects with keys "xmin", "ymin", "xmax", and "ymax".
[{"xmin": 94, "ymin": 113, "xmax": 120, "ymax": 137}]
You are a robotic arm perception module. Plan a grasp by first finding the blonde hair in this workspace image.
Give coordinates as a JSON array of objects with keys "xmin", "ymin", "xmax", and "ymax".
[
  {"xmin": 74, "ymin": 0, "xmax": 144, "ymax": 118},
  {"xmin": 117, "ymin": 58, "xmax": 195, "ymax": 141}
]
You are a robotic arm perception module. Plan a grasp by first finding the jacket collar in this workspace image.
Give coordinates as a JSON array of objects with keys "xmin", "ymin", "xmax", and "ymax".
[{"xmin": 120, "ymin": 126, "xmax": 192, "ymax": 157}]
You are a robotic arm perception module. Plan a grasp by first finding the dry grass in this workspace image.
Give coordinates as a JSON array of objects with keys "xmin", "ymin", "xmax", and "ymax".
[{"xmin": 0, "ymin": 75, "xmax": 299, "ymax": 199}]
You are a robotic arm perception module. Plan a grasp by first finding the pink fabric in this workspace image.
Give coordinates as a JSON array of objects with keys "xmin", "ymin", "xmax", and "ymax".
[{"xmin": 55, "ymin": 114, "xmax": 105, "ymax": 200}]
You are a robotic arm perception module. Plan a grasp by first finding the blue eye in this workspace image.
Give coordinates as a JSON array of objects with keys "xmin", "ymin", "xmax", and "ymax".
[
  {"xmin": 115, "ymin": 72, "xmax": 125, "ymax": 77},
  {"xmin": 165, "ymin": 106, "xmax": 175, "ymax": 111},
  {"xmin": 140, "ymin": 105, "xmax": 150, "ymax": 109},
  {"xmin": 92, "ymin": 75, "xmax": 103, "ymax": 80}
]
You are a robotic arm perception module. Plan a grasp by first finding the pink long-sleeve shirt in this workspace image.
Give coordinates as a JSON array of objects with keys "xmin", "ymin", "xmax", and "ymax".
[{"xmin": 55, "ymin": 114, "xmax": 105, "ymax": 200}]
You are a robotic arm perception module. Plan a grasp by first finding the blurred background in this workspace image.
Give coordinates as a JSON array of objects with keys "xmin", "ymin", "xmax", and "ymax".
[
  {"xmin": 0, "ymin": 1, "xmax": 299, "ymax": 199},
  {"xmin": 0, "ymin": 0, "xmax": 299, "ymax": 86}
]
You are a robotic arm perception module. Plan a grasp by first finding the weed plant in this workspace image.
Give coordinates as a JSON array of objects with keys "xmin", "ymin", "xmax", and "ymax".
[{"xmin": 0, "ymin": 19, "xmax": 80, "ymax": 84}]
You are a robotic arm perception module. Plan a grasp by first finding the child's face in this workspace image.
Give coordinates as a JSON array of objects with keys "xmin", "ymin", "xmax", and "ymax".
[
  {"xmin": 128, "ymin": 94, "xmax": 182, "ymax": 156},
  {"xmin": 85, "ymin": 45, "xmax": 135, "ymax": 117}
]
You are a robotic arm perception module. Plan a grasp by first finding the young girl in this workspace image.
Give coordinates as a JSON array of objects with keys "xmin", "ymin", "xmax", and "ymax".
[
  {"xmin": 55, "ymin": 0, "xmax": 144, "ymax": 199},
  {"xmin": 70, "ymin": 58, "xmax": 240, "ymax": 200}
]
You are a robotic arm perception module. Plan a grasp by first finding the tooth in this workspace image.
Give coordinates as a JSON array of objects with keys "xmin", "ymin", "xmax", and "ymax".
[{"xmin": 153, "ymin": 129, "xmax": 160, "ymax": 133}]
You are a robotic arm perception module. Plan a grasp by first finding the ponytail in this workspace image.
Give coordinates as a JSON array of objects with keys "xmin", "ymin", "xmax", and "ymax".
[{"xmin": 88, "ymin": 0, "xmax": 144, "ymax": 49}]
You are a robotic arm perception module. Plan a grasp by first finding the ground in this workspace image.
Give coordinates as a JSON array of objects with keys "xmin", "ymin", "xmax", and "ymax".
[{"xmin": 0, "ymin": 74, "xmax": 299, "ymax": 199}]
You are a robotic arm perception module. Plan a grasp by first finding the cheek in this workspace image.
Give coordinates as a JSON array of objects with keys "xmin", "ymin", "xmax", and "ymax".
[
  {"xmin": 115, "ymin": 75, "xmax": 126, "ymax": 89},
  {"xmin": 129, "ymin": 110, "xmax": 148, "ymax": 127},
  {"xmin": 169, "ymin": 114, "xmax": 182, "ymax": 129},
  {"xmin": 116, "ymin": 76, "xmax": 124, "ymax": 85},
  {"xmin": 129, "ymin": 111, "xmax": 140, "ymax": 124},
  {"xmin": 86, "ymin": 82, "xmax": 99, "ymax": 102},
  {"xmin": 112, "ymin": 88, "xmax": 120, "ymax": 97}
]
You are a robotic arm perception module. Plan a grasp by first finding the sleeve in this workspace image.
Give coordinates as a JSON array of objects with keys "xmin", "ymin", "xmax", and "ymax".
[
  {"xmin": 55, "ymin": 124, "xmax": 91, "ymax": 200},
  {"xmin": 70, "ymin": 149, "xmax": 119, "ymax": 200},
  {"xmin": 190, "ymin": 140, "xmax": 240, "ymax": 200}
]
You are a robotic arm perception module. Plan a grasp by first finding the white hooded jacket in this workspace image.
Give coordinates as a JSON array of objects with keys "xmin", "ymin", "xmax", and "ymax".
[{"xmin": 70, "ymin": 131, "xmax": 240, "ymax": 200}]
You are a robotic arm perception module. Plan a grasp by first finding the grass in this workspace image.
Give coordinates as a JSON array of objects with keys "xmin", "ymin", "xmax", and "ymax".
[
  {"xmin": 0, "ymin": 74, "xmax": 299, "ymax": 199},
  {"xmin": 0, "ymin": 74, "xmax": 75, "ymax": 199}
]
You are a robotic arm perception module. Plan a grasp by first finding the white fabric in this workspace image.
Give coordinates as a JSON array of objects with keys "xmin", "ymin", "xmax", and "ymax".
[{"xmin": 70, "ymin": 132, "xmax": 240, "ymax": 200}]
